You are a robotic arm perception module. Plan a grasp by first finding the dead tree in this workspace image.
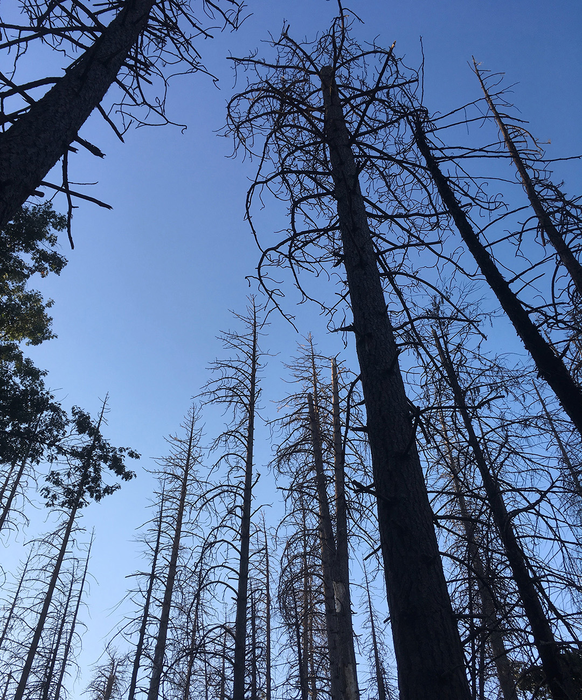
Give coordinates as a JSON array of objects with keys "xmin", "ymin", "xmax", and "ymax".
[
  {"xmin": 13, "ymin": 399, "xmax": 137, "ymax": 700},
  {"xmin": 147, "ymin": 406, "xmax": 204, "ymax": 700},
  {"xmin": 0, "ymin": 0, "xmax": 242, "ymax": 232},
  {"xmin": 411, "ymin": 113, "xmax": 582, "ymax": 440},
  {"xmin": 201, "ymin": 298, "xmax": 265, "ymax": 700},
  {"xmin": 432, "ymin": 330, "xmax": 579, "ymax": 700},
  {"xmin": 227, "ymin": 19, "xmax": 471, "ymax": 699},
  {"xmin": 473, "ymin": 61, "xmax": 582, "ymax": 300}
]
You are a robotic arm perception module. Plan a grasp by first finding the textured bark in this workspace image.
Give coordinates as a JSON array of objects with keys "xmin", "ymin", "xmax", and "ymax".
[
  {"xmin": 474, "ymin": 63, "xmax": 582, "ymax": 298},
  {"xmin": 0, "ymin": 0, "xmax": 155, "ymax": 229},
  {"xmin": 435, "ymin": 332, "xmax": 578, "ymax": 700},
  {"xmin": 414, "ymin": 121, "xmax": 582, "ymax": 439},
  {"xmin": 320, "ymin": 66, "xmax": 471, "ymax": 700}
]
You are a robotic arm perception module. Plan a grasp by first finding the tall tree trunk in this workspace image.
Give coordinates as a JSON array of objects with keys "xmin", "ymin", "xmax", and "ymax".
[
  {"xmin": 14, "ymin": 497, "xmax": 81, "ymax": 700},
  {"xmin": 41, "ymin": 567, "xmax": 76, "ymax": 700},
  {"xmin": 434, "ymin": 331, "xmax": 577, "ymax": 700},
  {"xmin": 413, "ymin": 120, "xmax": 582, "ymax": 438},
  {"xmin": 363, "ymin": 566, "xmax": 388, "ymax": 700},
  {"xmin": 320, "ymin": 66, "xmax": 471, "ymax": 700},
  {"xmin": 474, "ymin": 61, "xmax": 582, "ymax": 298},
  {"xmin": 534, "ymin": 383, "xmax": 582, "ymax": 497},
  {"xmin": 54, "ymin": 532, "xmax": 93, "ymax": 700},
  {"xmin": 147, "ymin": 415, "xmax": 198, "ymax": 700},
  {"xmin": 233, "ymin": 307, "xmax": 259, "ymax": 700},
  {"xmin": 438, "ymin": 414, "xmax": 516, "ymax": 700},
  {"xmin": 127, "ymin": 486, "xmax": 165, "ymax": 700},
  {"xmin": 0, "ymin": 0, "xmax": 155, "ymax": 229},
  {"xmin": 307, "ymin": 386, "xmax": 360, "ymax": 700},
  {"xmin": 127, "ymin": 487, "xmax": 166, "ymax": 700},
  {"xmin": 0, "ymin": 550, "xmax": 32, "ymax": 653},
  {"xmin": 263, "ymin": 522, "xmax": 272, "ymax": 700},
  {"xmin": 0, "ymin": 416, "xmax": 41, "ymax": 532}
]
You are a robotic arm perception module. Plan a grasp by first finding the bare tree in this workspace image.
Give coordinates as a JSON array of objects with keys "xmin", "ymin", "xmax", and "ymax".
[
  {"xmin": 227, "ymin": 18, "xmax": 471, "ymax": 699},
  {"xmin": 0, "ymin": 0, "xmax": 243, "ymax": 233},
  {"xmin": 13, "ymin": 398, "xmax": 137, "ymax": 700}
]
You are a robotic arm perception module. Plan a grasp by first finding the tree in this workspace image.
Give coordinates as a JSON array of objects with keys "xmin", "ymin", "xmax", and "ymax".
[
  {"xmin": 201, "ymin": 298, "xmax": 265, "ymax": 700},
  {"xmin": 0, "ymin": 0, "xmax": 243, "ymax": 232},
  {"xmin": 146, "ymin": 406, "xmax": 205, "ymax": 700},
  {"xmin": 13, "ymin": 398, "xmax": 138, "ymax": 700},
  {"xmin": 431, "ymin": 329, "xmax": 579, "ymax": 700},
  {"xmin": 227, "ymin": 18, "xmax": 471, "ymax": 700},
  {"xmin": 85, "ymin": 648, "xmax": 129, "ymax": 700}
]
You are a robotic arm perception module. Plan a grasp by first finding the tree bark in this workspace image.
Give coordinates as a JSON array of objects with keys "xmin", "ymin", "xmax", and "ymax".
[
  {"xmin": 0, "ymin": 0, "xmax": 155, "ymax": 229},
  {"xmin": 307, "ymin": 391, "xmax": 360, "ymax": 700},
  {"xmin": 320, "ymin": 66, "xmax": 471, "ymax": 700}
]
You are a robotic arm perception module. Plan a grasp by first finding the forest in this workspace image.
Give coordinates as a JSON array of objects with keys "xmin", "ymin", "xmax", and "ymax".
[{"xmin": 1, "ymin": 0, "xmax": 581, "ymax": 699}]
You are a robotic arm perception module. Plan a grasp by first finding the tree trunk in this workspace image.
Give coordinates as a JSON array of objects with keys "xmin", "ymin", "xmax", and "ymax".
[
  {"xmin": 232, "ymin": 309, "xmax": 259, "ymax": 700},
  {"xmin": 320, "ymin": 65, "xmax": 471, "ymax": 700},
  {"xmin": 54, "ymin": 532, "xmax": 93, "ymax": 700},
  {"xmin": 413, "ymin": 120, "xmax": 582, "ymax": 439},
  {"xmin": 127, "ymin": 487, "xmax": 166, "ymax": 700},
  {"xmin": 263, "ymin": 522, "xmax": 272, "ymax": 700},
  {"xmin": 363, "ymin": 567, "xmax": 388, "ymax": 700},
  {"xmin": 307, "ymin": 388, "xmax": 360, "ymax": 700},
  {"xmin": 41, "ymin": 568, "xmax": 75, "ymax": 700},
  {"xmin": 438, "ymin": 414, "xmax": 516, "ymax": 700},
  {"xmin": 434, "ymin": 331, "xmax": 578, "ymax": 700},
  {"xmin": 0, "ymin": 0, "xmax": 155, "ymax": 229},
  {"xmin": 147, "ymin": 415, "xmax": 198, "ymax": 700},
  {"xmin": 474, "ymin": 62, "xmax": 582, "ymax": 298},
  {"xmin": 14, "ymin": 499, "xmax": 80, "ymax": 700}
]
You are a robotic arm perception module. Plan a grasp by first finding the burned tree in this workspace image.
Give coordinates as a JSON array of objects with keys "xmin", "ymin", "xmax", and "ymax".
[
  {"xmin": 0, "ymin": 0, "xmax": 242, "ymax": 233},
  {"xmin": 227, "ymin": 18, "xmax": 471, "ymax": 700}
]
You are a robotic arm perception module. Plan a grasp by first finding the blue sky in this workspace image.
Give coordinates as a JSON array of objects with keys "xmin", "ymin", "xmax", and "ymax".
[{"xmin": 3, "ymin": 0, "xmax": 581, "ymax": 694}]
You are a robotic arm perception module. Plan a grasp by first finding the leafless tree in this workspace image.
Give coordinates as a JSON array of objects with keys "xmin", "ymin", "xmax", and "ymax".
[{"xmin": 0, "ymin": 0, "xmax": 243, "ymax": 234}]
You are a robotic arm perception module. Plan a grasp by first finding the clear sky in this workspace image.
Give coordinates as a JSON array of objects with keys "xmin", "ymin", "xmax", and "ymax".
[{"xmin": 3, "ymin": 0, "xmax": 581, "ymax": 694}]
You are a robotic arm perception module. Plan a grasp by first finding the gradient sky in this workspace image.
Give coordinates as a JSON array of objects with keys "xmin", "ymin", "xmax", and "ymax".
[{"xmin": 3, "ymin": 0, "xmax": 581, "ymax": 694}]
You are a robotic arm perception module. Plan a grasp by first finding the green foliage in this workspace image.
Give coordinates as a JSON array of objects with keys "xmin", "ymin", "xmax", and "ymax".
[
  {"xmin": 0, "ymin": 344, "xmax": 67, "ymax": 465},
  {"xmin": 0, "ymin": 204, "xmax": 68, "ymax": 466},
  {"xmin": 41, "ymin": 405, "xmax": 139, "ymax": 510},
  {"xmin": 0, "ymin": 203, "xmax": 67, "ymax": 346}
]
